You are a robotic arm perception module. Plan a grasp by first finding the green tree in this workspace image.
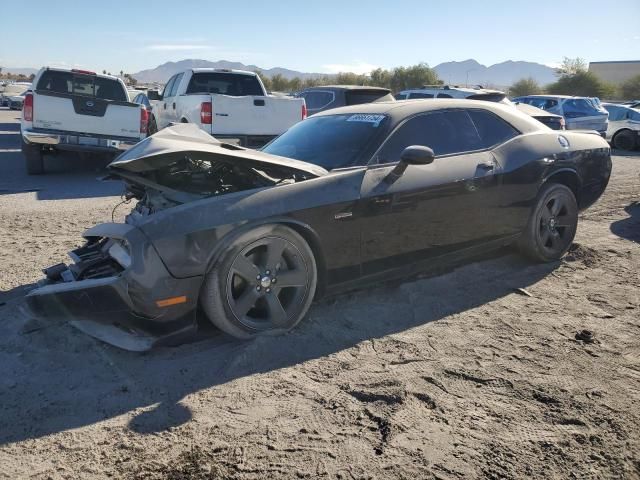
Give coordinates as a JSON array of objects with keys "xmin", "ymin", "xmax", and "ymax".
[
  {"xmin": 547, "ymin": 71, "xmax": 615, "ymax": 98},
  {"xmin": 556, "ymin": 57, "xmax": 587, "ymax": 77},
  {"xmin": 620, "ymin": 74, "xmax": 640, "ymax": 100},
  {"xmin": 509, "ymin": 77, "xmax": 542, "ymax": 96},
  {"xmin": 270, "ymin": 74, "xmax": 290, "ymax": 92}
]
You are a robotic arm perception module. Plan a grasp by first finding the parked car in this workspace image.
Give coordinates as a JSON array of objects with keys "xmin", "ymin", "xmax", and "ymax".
[
  {"xmin": 146, "ymin": 68, "xmax": 306, "ymax": 148},
  {"xmin": 8, "ymin": 90, "xmax": 28, "ymax": 110},
  {"xmin": 295, "ymin": 86, "xmax": 394, "ymax": 115},
  {"xmin": 20, "ymin": 67, "xmax": 149, "ymax": 174},
  {"xmin": 602, "ymin": 103, "xmax": 640, "ymax": 150},
  {"xmin": 1, "ymin": 82, "xmax": 31, "ymax": 107},
  {"xmin": 513, "ymin": 102, "xmax": 565, "ymax": 130},
  {"xmin": 512, "ymin": 95, "xmax": 609, "ymax": 136},
  {"xmin": 25, "ymin": 100, "xmax": 611, "ymax": 350},
  {"xmin": 396, "ymin": 85, "xmax": 507, "ymax": 102},
  {"xmin": 396, "ymin": 85, "xmax": 564, "ymax": 129}
]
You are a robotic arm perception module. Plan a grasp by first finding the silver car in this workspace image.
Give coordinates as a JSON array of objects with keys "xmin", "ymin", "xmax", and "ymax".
[
  {"xmin": 602, "ymin": 103, "xmax": 640, "ymax": 150},
  {"xmin": 512, "ymin": 95, "xmax": 609, "ymax": 136}
]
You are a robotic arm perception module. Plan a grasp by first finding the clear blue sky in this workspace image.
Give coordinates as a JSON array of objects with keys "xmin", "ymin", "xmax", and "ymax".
[{"xmin": 1, "ymin": 0, "xmax": 638, "ymax": 74}]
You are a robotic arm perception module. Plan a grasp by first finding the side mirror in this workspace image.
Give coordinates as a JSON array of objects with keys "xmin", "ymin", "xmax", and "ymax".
[
  {"xmin": 147, "ymin": 90, "xmax": 161, "ymax": 101},
  {"xmin": 400, "ymin": 145, "xmax": 435, "ymax": 165},
  {"xmin": 386, "ymin": 146, "xmax": 435, "ymax": 184}
]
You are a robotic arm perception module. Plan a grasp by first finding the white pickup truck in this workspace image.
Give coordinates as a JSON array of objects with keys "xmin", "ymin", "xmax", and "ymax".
[
  {"xmin": 21, "ymin": 67, "xmax": 148, "ymax": 174},
  {"xmin": 147, "ymin": 68, "xmax": 306, "ymax": 148}
]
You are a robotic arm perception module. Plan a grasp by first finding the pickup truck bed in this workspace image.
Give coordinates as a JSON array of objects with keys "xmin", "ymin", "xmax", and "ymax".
[
  {"xmin": 21, "ymin": 68, "xmax": 147, "ymax": 174},
  {"xmin": 152, "ymin": 69, "xmax": 305, "ymax": 148}
]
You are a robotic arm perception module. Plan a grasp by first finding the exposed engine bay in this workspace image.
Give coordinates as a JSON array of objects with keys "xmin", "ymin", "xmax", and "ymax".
[{"xmin": 116, "ymin": 155, "xmax": 306, "ymax": 220}]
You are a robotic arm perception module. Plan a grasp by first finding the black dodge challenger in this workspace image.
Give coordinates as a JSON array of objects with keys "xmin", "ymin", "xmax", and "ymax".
[{"xmin": 25, "ymin": 100, "xmax": 612, "ymax": 351}]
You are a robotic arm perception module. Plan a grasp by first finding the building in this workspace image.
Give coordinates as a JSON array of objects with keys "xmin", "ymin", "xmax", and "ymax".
[{"xmin": 589, "ymin": 60, "xmax": 640, "ymax": 85}]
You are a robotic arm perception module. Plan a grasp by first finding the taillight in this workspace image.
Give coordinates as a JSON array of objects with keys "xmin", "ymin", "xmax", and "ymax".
[
  {"xmin": 200, "ymin": 102, "xmax": 212, "ymax": 124},
  {"xmin": 302, "ymin": 103, "xmax": 307, "ymax": 120},
  {"xmin": 23, "ymin": 93, "xmax": 33, "ymax": 122},
  {"xmin": 140, "ymin": 107, "xmax": 149, "ymax": 134}
]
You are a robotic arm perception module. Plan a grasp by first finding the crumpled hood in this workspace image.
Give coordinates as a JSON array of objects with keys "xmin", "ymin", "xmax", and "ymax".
[{"xmin": 108, "ymin": 123, "xmax": 328, "ymax": 178}]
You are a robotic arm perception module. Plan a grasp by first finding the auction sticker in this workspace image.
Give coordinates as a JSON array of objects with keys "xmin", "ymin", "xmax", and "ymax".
[{"xmin": 346, "ymin": 114, "xmax": 386, "ymax": 127}]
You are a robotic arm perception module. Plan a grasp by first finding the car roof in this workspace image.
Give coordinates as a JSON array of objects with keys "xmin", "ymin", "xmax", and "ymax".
[
  {"xmin": 313, "ymin": 98, "xmax": 545, "ymax": 133},
  {"xmin": 190, "ymin": 68, "xmax": 256, "ymax": 76},
  {"xmin": 514, "ymin": 94, "xmax": 586, "ymax": 100},
  {"xmin": 303, "ymin": 85, "xmax": 391, "ymax": 92},
  {"xmin": 401, "ymin": 86, "xmax": 503, "ymax": 94},
  {"xmin": 42, "ymin": 66, "xmax": 120, "ymax": 81}
]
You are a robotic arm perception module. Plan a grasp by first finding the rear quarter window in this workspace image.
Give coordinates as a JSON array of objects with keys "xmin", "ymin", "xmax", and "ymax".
[
  {"xmin": 467, "ymin": 109, "xmax": 519, "ymax": 148},
  {"xmin": 301, "ymin": 91, "xmax": 335, "ymax": 110}
]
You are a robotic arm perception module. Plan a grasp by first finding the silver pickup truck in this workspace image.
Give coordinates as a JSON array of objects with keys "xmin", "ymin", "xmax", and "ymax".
[{"xmin": 21, "ymin": 67, "xmax": 148, "ymax": 174}]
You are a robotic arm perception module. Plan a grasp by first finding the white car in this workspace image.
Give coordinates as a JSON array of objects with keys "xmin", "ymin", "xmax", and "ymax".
[
  {"xmin": 602, "ymin": 103, "xmax": 640, "ymax": 151},
  {"xmin": 147, "ymin": 68, "xmax": 306, "ymax": 148},
  {"xmin": 396, "ymin": 85, "xmax": 506, "ymax": 102},
  {"xmin": 21, "ymin": 67, "xmax": 148, "ymax": 174}
]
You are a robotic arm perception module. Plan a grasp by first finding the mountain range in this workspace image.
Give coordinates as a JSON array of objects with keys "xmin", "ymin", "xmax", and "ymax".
[
  {"xmin": 1, "ymin": 59, "xmax": 559, "ymax": 88},
  {"xmin": 130, "ymin": 58, "xmax": 558, "ymax": 87}
]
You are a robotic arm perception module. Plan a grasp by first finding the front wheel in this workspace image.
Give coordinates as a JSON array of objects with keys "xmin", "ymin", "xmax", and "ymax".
[
  {"xmin": 518, "ymin": 183, "xmax": 578, "ymax": 262},
  {"xmin": 200, "ymin": 224, "xmax": 317, "ymax": 339}
]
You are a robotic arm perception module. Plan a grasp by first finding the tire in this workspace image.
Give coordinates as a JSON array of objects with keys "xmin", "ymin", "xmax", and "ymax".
[
  {"xmin": 148, "ymin": 116, "xmax": 158, "ymax": 135},
  {"xmin": 518, "ymin": 183, "xmax": 578, "ymax": 262},
  {"xmin": 612, "ymin": 130, "xmax": 637, "ymax": 151},
  {"xmin": 22, "ymin": 137, "xmax": 44, "ymax": 175},
  {"xmin": 200, "ymin": 224, "xmax": 317, "ymax": 339}
]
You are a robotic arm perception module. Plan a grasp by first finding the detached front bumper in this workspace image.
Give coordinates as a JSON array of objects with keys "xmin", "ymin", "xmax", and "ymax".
[
  {"xmin": 23, "ymin": 223, "xmax": 202, "ymax": 351},
  {"xmin": 22, "ymin": 128, "xmax": 141, "ymax": 153}
]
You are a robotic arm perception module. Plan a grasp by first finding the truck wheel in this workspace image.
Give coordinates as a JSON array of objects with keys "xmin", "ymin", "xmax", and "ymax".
[
  {"xmin": 200, "ymin": 224, "xmax": 317, "ymax": 339},
  {"xmin": 22, "ymin": 138, "xmax": 44, "ymax": 175},
  {"xmin": 148, "ymin": 116, "xmax": 158, "ymax": 135},
  {"xmin": 612, "ymin": 130, "xmax": 636, "ymax": 151}
]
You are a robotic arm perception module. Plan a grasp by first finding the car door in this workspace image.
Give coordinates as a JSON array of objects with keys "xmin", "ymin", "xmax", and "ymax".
[
  {"xmin": 163, "ymin": 72, "xmax": 184, "ymax": 125},
  {"xmin": 359, "ymin": 109, "xmax": 517, "ymax": 276},
  {"xmin": 157, "ymin": 75, "xmax": 176, "ymax": 129},
  {"xmin": 561, "ymin": 98, "xmax": 608, "ymax": 132}
]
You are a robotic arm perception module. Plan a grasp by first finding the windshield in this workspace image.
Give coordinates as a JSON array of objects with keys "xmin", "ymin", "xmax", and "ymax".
[
  {"xmin": 262, "ymin": 113, "xmax": 388, "ymax": 170},
  {"xmin": 36, "ymin": 70, "xmax": 127, "ymax": 101}
]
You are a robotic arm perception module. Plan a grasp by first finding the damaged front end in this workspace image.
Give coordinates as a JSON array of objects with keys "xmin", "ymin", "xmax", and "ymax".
[
  {"xmin": 24, "ymin": 124, "xmax": 327, "ymax": 351},
  {"xmin": 24, "ymin": 223, "xmax": 202, "ymax": 351}
]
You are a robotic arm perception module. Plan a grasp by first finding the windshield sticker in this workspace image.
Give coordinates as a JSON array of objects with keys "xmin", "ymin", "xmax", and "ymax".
[{"xmin": 346, "ymin": 114, "xmax": 385, "ymax": 127}]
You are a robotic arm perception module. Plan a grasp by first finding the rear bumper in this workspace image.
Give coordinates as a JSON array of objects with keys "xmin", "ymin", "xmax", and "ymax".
[
  {"xmin": 22, "ymin": 128, "xmax": 141, "ymax": 153},
  {"xmin": 23, "ymin": 223, "xmax": 202, "ymax": 351}
]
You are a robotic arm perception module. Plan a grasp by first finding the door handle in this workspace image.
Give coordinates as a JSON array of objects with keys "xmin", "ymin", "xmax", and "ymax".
[
  {"xmin": 163, "ymin": 103, "xmax": 166, "ymax": 110},
  {"xmin": 477, "ymin": 161, "xmax": 494, "ymax": 170},
  {"xmin": 172, "ymin": 102, "xmax": 176, "ymax": 110}
]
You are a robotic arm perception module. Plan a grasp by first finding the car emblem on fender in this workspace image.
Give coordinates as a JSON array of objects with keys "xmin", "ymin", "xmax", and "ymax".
[
  {"xmin": 558, "ymin": 135, "xmax": 570, "ymax": 148},
  {"xmin": 86, "ymin": 101, "xmax": 94, "ymax": 107}
]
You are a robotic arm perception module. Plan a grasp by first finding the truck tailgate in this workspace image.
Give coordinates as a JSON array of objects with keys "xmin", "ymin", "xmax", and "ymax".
[
  {"xmin": 33, "ymin": 93, "xmax": 141, "ymax": 139},
  {"xmin": 211, "ymin": 95, "xmax": 304, "ymax": 136}
]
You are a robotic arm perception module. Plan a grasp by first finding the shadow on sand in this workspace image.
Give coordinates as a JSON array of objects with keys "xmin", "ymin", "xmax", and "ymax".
[{"xmin": 0, "ymin": 249, "xmax": 561, "ymax": 445}]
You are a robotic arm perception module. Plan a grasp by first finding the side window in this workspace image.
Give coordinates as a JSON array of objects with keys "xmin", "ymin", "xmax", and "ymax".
[
  {"xmin": 467, "ymin": 109, "xmax": 519, "ymax": 148},
  {"xmin": 408, "ymin": 92, "xmax": 434, "ymax": 99},
  {"xmin": 133, "ymin": 94, "xmax": 141, "ymax": 103},
  {"xmin": 562, "ymin": 99, "xmax": 598, "ymax": 117},
  {"xmin": 605, "ymin": 105, "xmax": 625, "ymax": 121},
  {"xmin": 162, "ymin": 76, "xmax": 176, "ymax": 98},
  {"xmin": 169, "ymin": 73, "xmax": 183, "ymax": 97},
  {"xmin": 395, "ymin": 93, "xmax": 408, "ymax": 100},
  {"xmin": 629, "ymin": 109, "xmax": 640, "ymax": 122},
  {"xmin": 377, "ymin": 110, "xmax": 482, "ymax": 161},
  {"xmin": 436, "ymin": 93, "xmax": 453, "ymax": 98}
]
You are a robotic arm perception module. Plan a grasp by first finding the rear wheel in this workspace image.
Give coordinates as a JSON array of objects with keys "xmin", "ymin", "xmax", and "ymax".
[
  {"xmin": 22, "ymin": 137, "xmax": 44, "ymax": 175},
  {"xmin": 612, "ymin": 130, "xmax": 637, "ymax": 151},
  {"xmin": 518, "ymin": 183, "xmax": 578, "ymax": 262},
  {"xmin": 200, "ymin": 225, "xmax": 317, "ymax": 339}
]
